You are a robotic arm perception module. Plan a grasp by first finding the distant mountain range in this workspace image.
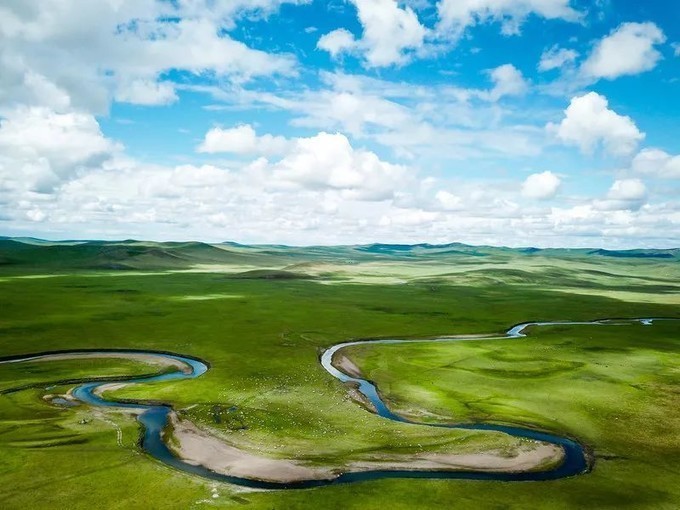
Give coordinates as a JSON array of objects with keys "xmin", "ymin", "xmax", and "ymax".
[{"xmin": 0, "ymin": 236, "xmax": 677, "ymax": 272}]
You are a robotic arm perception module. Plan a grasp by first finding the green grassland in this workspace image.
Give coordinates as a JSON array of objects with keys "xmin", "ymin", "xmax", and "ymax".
[
  {"xmin": 344, "ymin": 321, "xmax": 680, "ymax": 507},
  {"xmin": 0, "ymin": 239, "xmax": 678, "ymax": 509}
]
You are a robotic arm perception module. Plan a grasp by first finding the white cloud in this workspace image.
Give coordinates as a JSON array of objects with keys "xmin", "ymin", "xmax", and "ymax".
[
  {"xmin": 435, "ymin": 190, "xmax": 463, "ymax": 210},
  {"xmin": 0, "ymin": 106, "xmax": 120, "ymax": 193},
  {"xmin": 113, "ymin": 18, "xmax": 297, "ymax": 79},
  {"xmin": 608, "ymin": 178, "xmax": 647, "ymax": 201},
  {"xmin": 631, "ymin": 148, "xmax": 680, "ymax": 179},
  {"xmin": 318, "ymin": 0, "xmax": 427, "ymax": 67},
  {"xmin": 593, "ymin": 178, "xmax": 648, "ymax": 211},
  {"xmin": 0, "ymin": 114, "xmax": 444, "ymax": 243},
  {"xmin": 484, "ymin": 64, "xmax": 528, "ymax": 101},
  {"xmin": 297, "ymin": 90, "xmax": 411, "ymax": 134},
  {"xmin": 177, "ymin": 0, "xmax": 311, "ymax": 23},
  {"xmin": 198, "ymin": 125, "xmax": 290, "ymax": 156},
  {"xmin": 379, "ymin": 208, "xmax": 439, "ymax": 227},
  {"xmin": 549, "ymin": 204, "xmax": 646, "ymax": 235},
  {"xmin": 0, "ymin": 107, "xmax": 423, "ymax": 240},
  {"xmin": 267, "ymin": 67, "xmax": 532, "ymax": 163},
  {"xmin": 522, "ymin": 171, "xmax": 561, "ymax": 199},
  {"xmin": 374, "ymin": 123, "xmax": 543, "ymax": 160},
  {"xmin": 538, "ymin": 45, "xmax": 578, "ymax": 71},
  {"xmin": 0, "ymin": 58, "xmax": 73, "ymax": 112},
  {"xmin": 272, "ymin": 132, "xmax": 412, "ymax": 200},
  {"xmin": 581, "ymin": 22, "xmax": 666, "ymax": 80},
  {"xmin": 437, "ymin": 0, "xmax": 581, "ymax": 36},
  {"xmin": 673, "ymin": 43, "xmax": 680, "ymax": 56},
  {"xmin": 317, "ymin": 29, "xmax": 356, "ymax": 58},
  {"xmin": 0, "ymin": 1, "xmax": 298, "ymax": 113},
  {"xmin": 115, "ymin": 80, "xmax": 178, "ymax": 106},
  {"xmin": 4, "ymin": 116, "xmax": 676, "ymax": 247},
  {"xmin": 547, "ymin": 92, "xmax": 644, "ymax": 156},
  {"xmin": 288, "ymin": 78, "xmax": 414, "ymax": 136},
  {"xmin": 200, "ymin": 70, "xmax": 544, "ymax": 162}
]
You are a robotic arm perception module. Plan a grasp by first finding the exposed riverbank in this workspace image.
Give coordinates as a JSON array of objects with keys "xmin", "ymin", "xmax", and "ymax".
[{"xmin": 168, "ymin": 412, "xmax": 563, "ymax": 483}]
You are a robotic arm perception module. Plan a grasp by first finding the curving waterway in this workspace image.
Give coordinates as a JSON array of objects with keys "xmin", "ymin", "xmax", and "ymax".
[{"xmin": 0, "ymin": 318, "xmax": 671, "ymax": 489}]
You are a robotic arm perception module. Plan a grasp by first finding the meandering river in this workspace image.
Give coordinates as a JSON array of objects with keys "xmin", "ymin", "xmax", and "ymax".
[{"xmin": 1, "ymin": 318, "xmax": 670, "ymax": 489}]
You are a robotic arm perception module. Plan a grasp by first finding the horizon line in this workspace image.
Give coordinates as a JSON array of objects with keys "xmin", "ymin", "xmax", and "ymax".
[{"xmin": 2, "ymin": 235, "xmax": 678, "ymax": 253}]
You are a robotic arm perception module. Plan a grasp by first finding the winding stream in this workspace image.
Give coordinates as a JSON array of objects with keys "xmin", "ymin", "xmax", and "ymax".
[{"xmin": 0, "ymin": 318, "xmax": 670, "ymax": 489}]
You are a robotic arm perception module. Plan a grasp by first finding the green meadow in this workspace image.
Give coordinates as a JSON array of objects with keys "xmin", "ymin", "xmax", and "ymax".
[
  {"xmin": 345, "ymin": 321, "xmax": 680, "ymax": 507},
  {"xmin": 0, "ymin": 239, "xmax": 678, "ymax": 509}
]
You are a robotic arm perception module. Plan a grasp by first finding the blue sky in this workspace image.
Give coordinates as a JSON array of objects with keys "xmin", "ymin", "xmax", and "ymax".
[{"xmin": 0, "ymin": 0, "xmax": 678, "ymax": 247}]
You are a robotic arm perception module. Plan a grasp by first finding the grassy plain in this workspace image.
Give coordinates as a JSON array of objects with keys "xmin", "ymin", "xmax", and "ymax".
[
  {"xmin": 0, "ymin": 240, "xmax": 678, "ymax": 509},
  {"xmin": 345, "ymin": 321, "xmax": 680, "ymax": 507}
]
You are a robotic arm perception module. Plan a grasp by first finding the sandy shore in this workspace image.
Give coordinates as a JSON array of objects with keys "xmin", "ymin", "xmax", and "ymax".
[
  {"xmin": 93, "ymin": 382, "xmax": 133, "ymax": 398},
  {"xmin": 169, "ymin": 414, "xmax": 564, "ymax": 483},
  {"xmin": 349, "ymin": 443, "xmax": 562, "ymax": 473},
  {"xmin": 32, "ymin": 352, "xmax": 191, "ymax": 373},
  {"xmin": 331, "ymin": 352, "xmax": 363, "ymax": 378},
  {"xmin": 169, "ymin": 414, "xmax": 335, "ymax": 482}
]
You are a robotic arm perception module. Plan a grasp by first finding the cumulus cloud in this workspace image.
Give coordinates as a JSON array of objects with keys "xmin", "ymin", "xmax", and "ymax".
[
  {"xmin": 594, "ymin": 178, "xmax": 647, "ymax": 211},
  {"xmin": 317, "ymin": 29, "xmax": 356, "ymax": 58},
  {"xmin": 272, "ymin": 132, "xmax": 412, "ymax": 200},
  {"xmin": 522, "ymin": 171, "xmax": 561, "ymax": 199},
  {"xmin": 608, "ymin": 178, "xmax": 647, "ymax": 201},
  {"xmin": 5, "ymin": 123, "xmax": 676, "ymax": 246},
  {"xmin": 198, "ymin": 125, "xmax": 290, "ymax": 156},
  {"xmin": 547, "ymin": 92, "xmax": 644, "ymax": 156},
  {"xmin": 0, "ymin": 108, "xmax": 420, "ymax": 238},
  {"xmin": 0, "ymin": 1, "xmax": 298, "ymax": 113},
  {"xmin": 484, "ymin": 64, "xmax": 528, "ymax": 101},
  {"xmin": 318, "ymin": 0, "xmax": 427, "ymax": 67},
  {"xmin": 631, "ymin": 148, "xmax": 680, "ymax": 179},
  {"xmin": 0, "ymin": 106, "xmax": 120, "ymax": 193},
  {"xmin": 0, "ymin": 115, "xmax": 437, "ymax": 243},
  {"xmin": 435, "ymin": 190, "xmax": 463, "ymax": 211},
  {"xmin": 538, "ymin": 45, "xmax": 578, "ymax": 71},
  {"xmin": 581, "ymin": 22, "xmax": 666, "ymax": 80},
  {"xmin": 437, "ymin": 0, "xmax": 581, "ymax": 36}
]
